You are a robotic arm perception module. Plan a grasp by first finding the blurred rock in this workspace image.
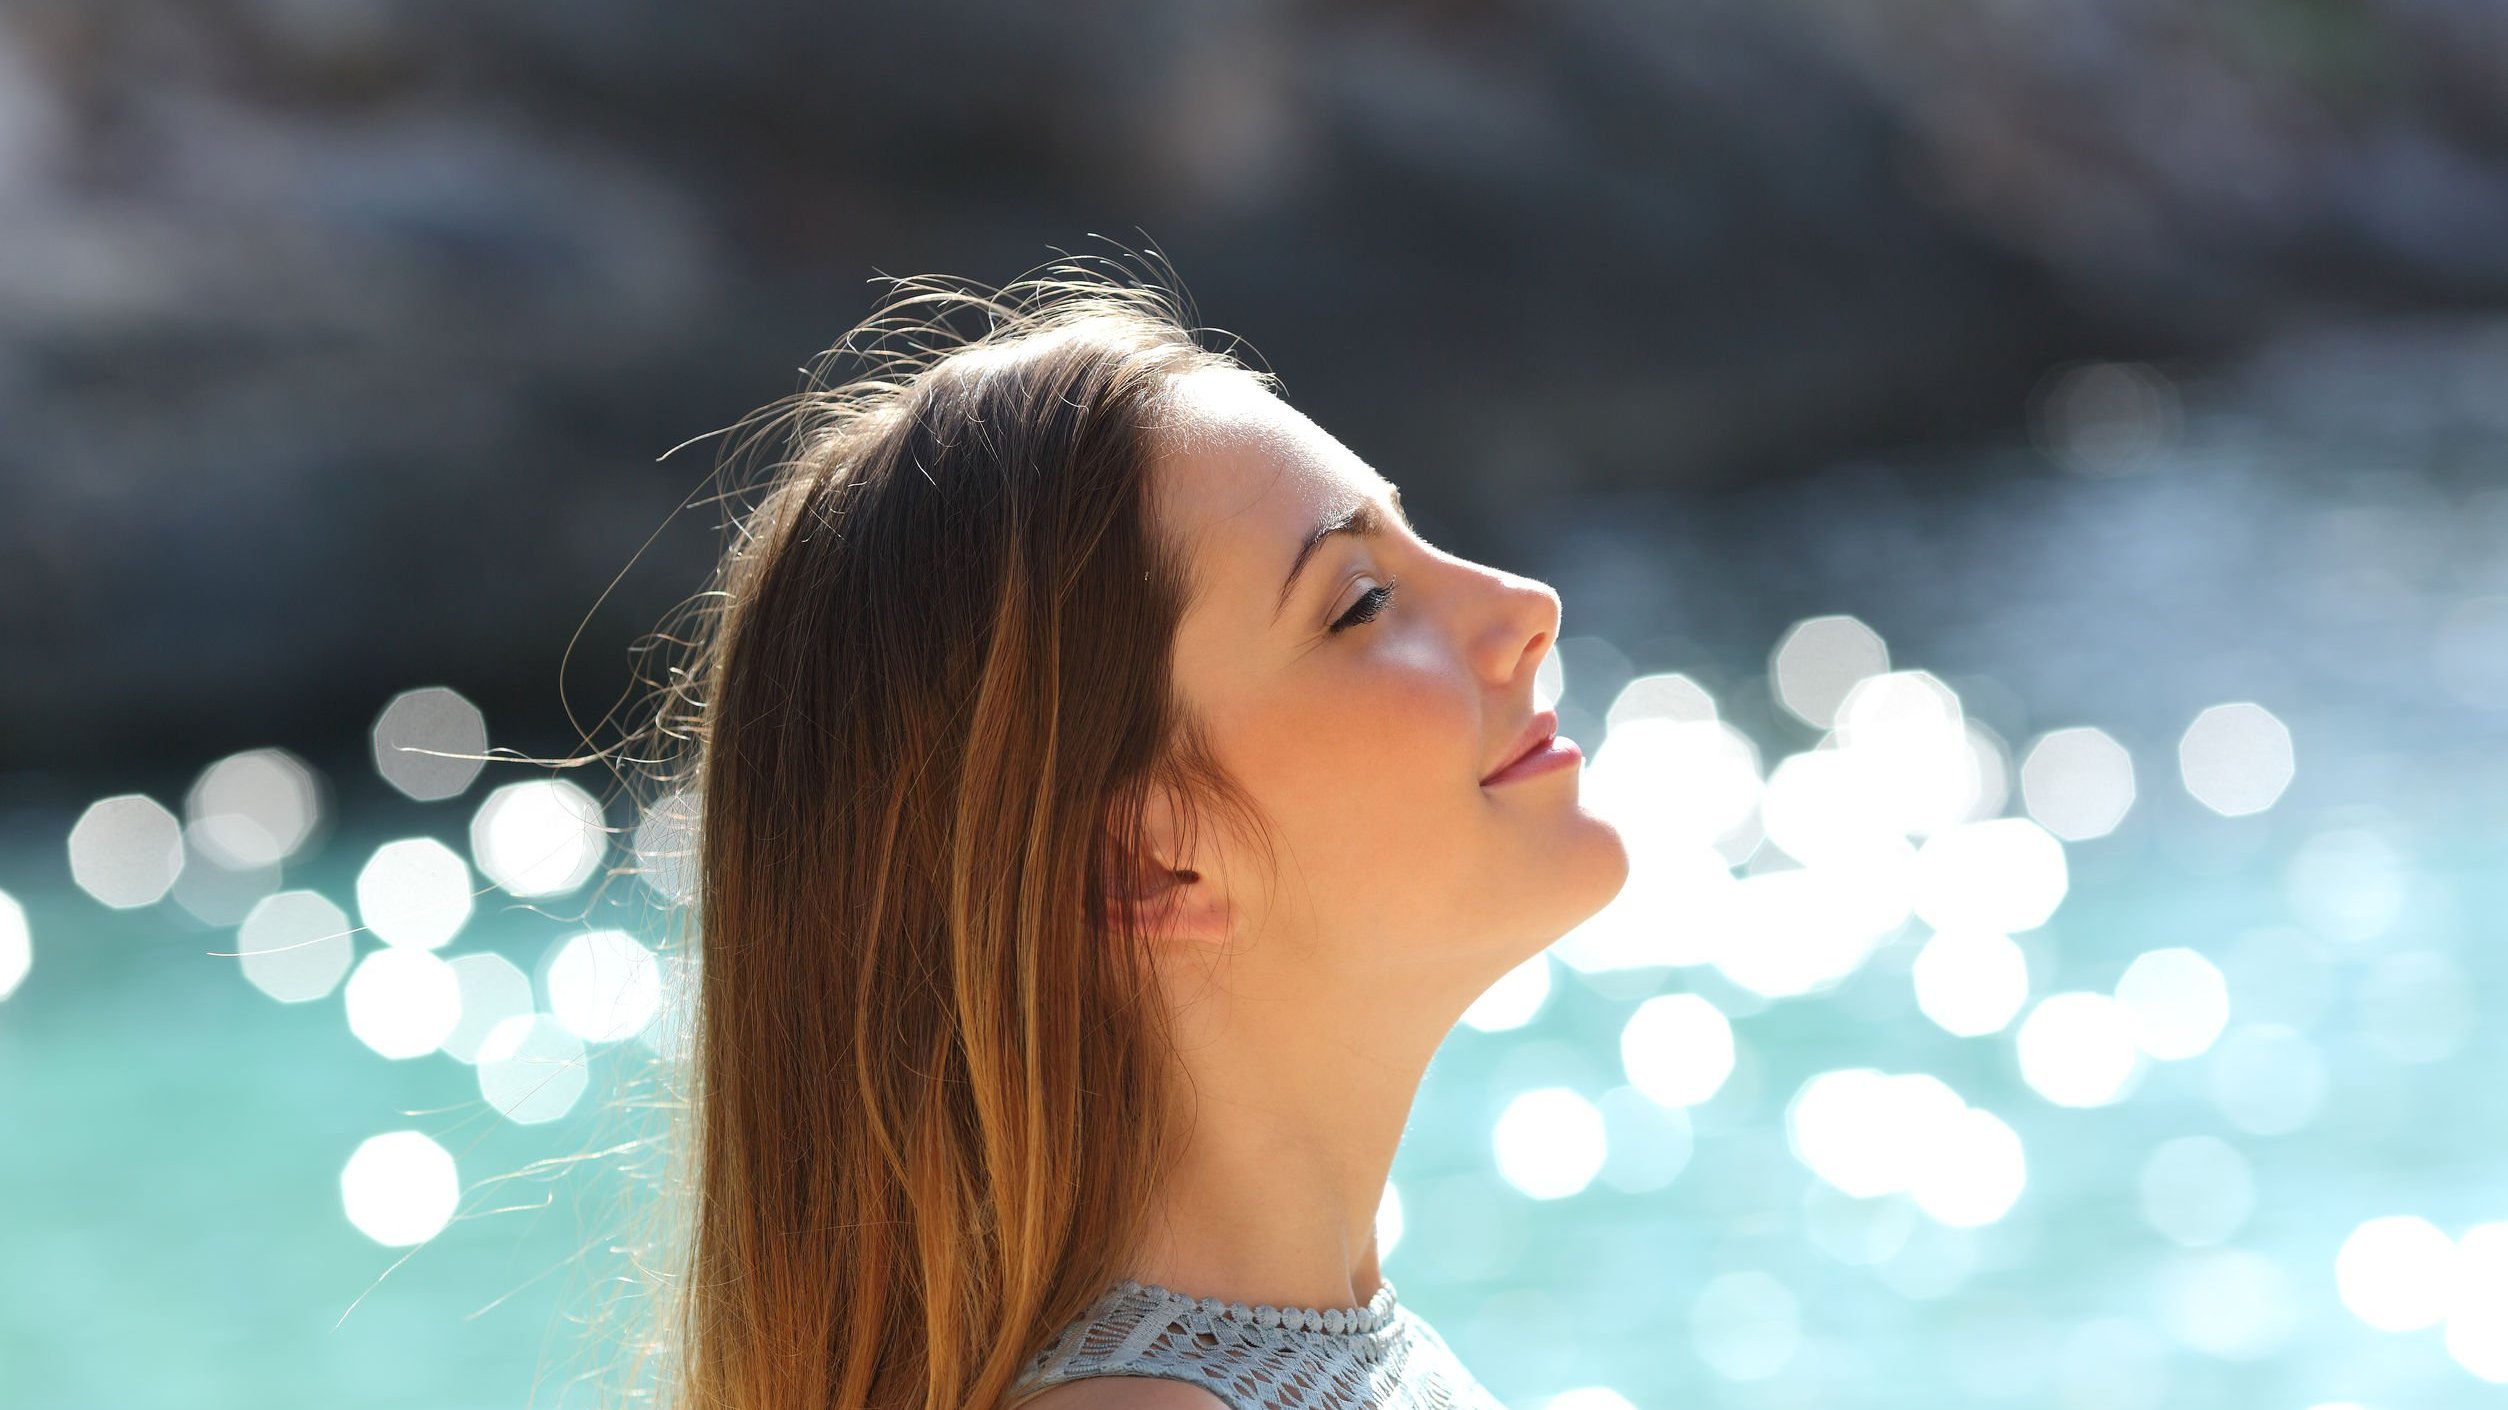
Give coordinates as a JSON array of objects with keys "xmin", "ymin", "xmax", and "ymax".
[{"xmin": 2, "ymin": 0, "xmax": 2505, "ymax": 773}]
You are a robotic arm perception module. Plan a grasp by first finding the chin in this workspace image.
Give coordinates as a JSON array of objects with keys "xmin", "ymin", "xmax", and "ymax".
[{"xmin": 1530, "ymin": 808, "xmax": 1633, "ymax": 941}]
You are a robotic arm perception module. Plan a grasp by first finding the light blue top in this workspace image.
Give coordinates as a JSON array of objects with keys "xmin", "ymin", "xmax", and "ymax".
[{"xmin": 1006, "ymin": 1276, "xmax": 1509, "ymax": 1410}]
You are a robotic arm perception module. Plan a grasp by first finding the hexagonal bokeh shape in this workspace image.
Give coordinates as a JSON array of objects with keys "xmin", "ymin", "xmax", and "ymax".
[
  {"xmin": 2178, "ymin": 703, "xmax": 2294, "ymax": 817},
  {"xmin": 2020, "ymin": 726, "xmax": 2136, "ymax": 841},
  {"xmin": 356, "ymin": 837, "xmax": 475, "ymax": 950},
  {"xmin": 470, "ymin": 780, "xmax": 607, "ymax": 898},
  {"xmin": 1771, "ymin": 615, "xmax": 1889, "ymax": 730},
  {"xmin": 340, "ymin": 1130, "xmax": 459, "ymax": 1247},
  {"xmin": 373, "ymin": 686, "xmax": 490, "ymax": 802},
  {"xmin": 68, "ymin": 794, "xmax": 185, "ymax": 909},
  {"xmin": 236, "ymin": 889, "xmax": 355, "ymax": 1003}
]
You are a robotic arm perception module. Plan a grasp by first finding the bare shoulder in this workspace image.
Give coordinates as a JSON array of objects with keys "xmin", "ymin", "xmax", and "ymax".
[{"xmin": 1010, "ymin": 1375, "xmax": 1232, "ymax": 1410}]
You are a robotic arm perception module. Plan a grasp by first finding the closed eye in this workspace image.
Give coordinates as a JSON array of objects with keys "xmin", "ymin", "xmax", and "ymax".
[{"xmin": 1329, "ymin": 577, "xmax": 1398, "ymax": 634}]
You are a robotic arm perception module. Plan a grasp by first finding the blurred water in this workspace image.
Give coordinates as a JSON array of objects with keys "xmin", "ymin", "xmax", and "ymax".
[{"xmin": 4, "ymin": 315, "xmax": 2507, "ymax": 1409}]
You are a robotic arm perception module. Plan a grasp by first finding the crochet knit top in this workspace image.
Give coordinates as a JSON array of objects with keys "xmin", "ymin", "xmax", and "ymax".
[{"xmin": 1004, "ymin": 1277, "xmax": 1508, "ymax": 1410}]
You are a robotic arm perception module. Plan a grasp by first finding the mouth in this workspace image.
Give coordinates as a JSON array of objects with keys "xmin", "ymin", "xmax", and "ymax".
[{"xmin": 1481, "ymin": 708, "xmax": 1562, "ymax": 785}]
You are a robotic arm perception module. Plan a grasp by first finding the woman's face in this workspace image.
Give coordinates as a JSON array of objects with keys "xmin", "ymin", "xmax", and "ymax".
[{"xmin": 1140, "ymin": 367, "xmax": 1629, "ymax": 1013}]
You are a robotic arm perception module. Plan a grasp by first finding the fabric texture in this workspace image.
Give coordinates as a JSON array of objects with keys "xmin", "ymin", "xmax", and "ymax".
[{"xmin": 1005, "ymin": 1277, "xmax": 1508, "ymax": 1410}]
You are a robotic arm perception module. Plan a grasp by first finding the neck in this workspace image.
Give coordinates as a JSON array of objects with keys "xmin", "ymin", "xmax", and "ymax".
[{"xmin": 1118, "ymin": 973, "xmax": 1454, "ymax": 1312}]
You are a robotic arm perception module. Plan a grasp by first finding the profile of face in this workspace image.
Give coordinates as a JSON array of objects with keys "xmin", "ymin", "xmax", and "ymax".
[{"xmin": 1123, "ymin": 366, "xmax": 1631, "ymax": 1026}]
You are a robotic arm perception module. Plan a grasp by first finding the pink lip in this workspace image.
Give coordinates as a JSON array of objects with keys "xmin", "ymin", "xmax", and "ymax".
[{"xmin": 1481, "ymin": 709, "xmax": 1579, "ymax": 786}]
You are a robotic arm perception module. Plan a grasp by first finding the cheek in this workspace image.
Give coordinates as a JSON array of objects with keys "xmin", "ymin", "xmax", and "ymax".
[{"xmin": 1240, "ymin": 647, "xmax": 1480, "ymax": 861}]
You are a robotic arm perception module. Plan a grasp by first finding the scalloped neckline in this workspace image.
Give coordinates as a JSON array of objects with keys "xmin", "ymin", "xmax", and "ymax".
[{"xmin": 1114, "ymin": 1276, "xmax": 1401, "ymax": 1336}]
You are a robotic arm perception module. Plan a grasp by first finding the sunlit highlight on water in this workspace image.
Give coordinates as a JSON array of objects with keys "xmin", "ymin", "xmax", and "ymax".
[
  {"xmin": 235, "ymin": 889, "xmax": 354, "ymax": 1003},
  {"xmin": 355, "ymin": 837, "xmax": 474, "ymax": 950},
  {"xmin": 339, "ymin": 1130, "xmax": 459, "ymax": 1247}
]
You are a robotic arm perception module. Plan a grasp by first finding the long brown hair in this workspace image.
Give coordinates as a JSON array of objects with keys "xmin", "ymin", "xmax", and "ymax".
[{"xmin": 593, "ymin": 250, "xmax": 1282, "ymax": 1410}]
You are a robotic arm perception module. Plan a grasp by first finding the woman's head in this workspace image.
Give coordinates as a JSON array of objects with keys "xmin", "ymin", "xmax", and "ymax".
[
  {"xmin": 627, "ymin": 254, "xmax": 1624, "ymax": 1410},
  {"xmin": 1119, "ymin": 363, "xmax": 1628, "ymax": 1035}
]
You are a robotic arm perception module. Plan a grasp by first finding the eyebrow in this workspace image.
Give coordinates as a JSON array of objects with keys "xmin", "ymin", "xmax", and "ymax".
[{"xmin": 1272, "ymin": 484, "xmax": 1407, "ymax": 625}]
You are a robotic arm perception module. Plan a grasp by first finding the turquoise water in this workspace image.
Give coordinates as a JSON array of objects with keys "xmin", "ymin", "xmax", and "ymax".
[
  {"xmin": 0, "ymin": 834, "xmax": 642, "ymax": 1409},
  {"xmin": 6, "ymin": 772, "xmax": 2501, "ymax": 1409}
]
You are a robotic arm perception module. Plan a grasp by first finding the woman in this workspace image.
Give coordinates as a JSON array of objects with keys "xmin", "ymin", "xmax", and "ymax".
[{"xmin": 631, "ymin": 252, "xmax": 1630, "ymax": 1410}]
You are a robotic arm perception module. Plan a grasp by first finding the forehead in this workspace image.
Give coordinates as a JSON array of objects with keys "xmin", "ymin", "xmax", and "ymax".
[{"xmin": 1149, "ymin": 368, "xmax": 1391, "ymax": 582}]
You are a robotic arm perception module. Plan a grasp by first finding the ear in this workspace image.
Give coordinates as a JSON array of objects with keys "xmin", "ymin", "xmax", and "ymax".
[{"xmin": 1098, "ymin": 785, "xmax": 1232, "ymax": 948}]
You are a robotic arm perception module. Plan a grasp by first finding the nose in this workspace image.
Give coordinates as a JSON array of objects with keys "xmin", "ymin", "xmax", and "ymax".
[{"xmin": 1478, "ymin": 567, "xmax": 1560, "ymax": 690}]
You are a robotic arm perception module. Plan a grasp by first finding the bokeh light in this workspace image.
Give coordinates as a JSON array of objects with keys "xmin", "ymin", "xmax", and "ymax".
[
  {"xmin": 2178, "ymin": 703, "xmax": 2295, "ymax": 817},
  {"xmin": 1786, "ymin": 1069, "xmax": 2026, "ymax": 1226},
  {"xmin": 1910, "ymin": 818, "xmax": 2068, "ymax": 934},
  {"xmin": 2014, "ymin": 992, "xmax": 2144, "ymax": 1108},
  {"xmin": 1771, "ymin": 615, "xmax": 1889, "ymax": 730},
  {"xmin": 2018, "ymin": 726, "xmax": 2136, "ymax": 841},
  {"xmin": 2112, "ymin": 947, "xmax": 2230, "ymax": 1060},
  {"xmin": 1586, "ymin": 715, "xmax": 1763, "ymax": 856},
  {"xmin": 234, "ymin": 889, "xmax": 355, "ymax": 1003},
  {"xmin": 1713, "ymin": 863, "xmax": 1907, "ymax": 1000},
  {"xmin": 469, "ymin": 779, "xmax": 606, "ymax": 898},
  {"xmin": 67, "ymin": 794, "xmax": 184, "ymax": 908},
  {"xmin": 372, "ymin": 686, "xmax": 490, "ymax": 802},
  {"xmin": 1617, "ymin": 993, "xmax": 1734, "ymax": 1108},
  {"xmin": 545, "ymin": 928, "xmax": 663, "ymax": 1044},
  {"xmin": 355, "ymin": 837, "xmax": 474, "ymax": 951},
  {"xmin": 339, "ymin": 1130, "xmax": 459, "ymax": 1247},
  {"xmin": 185, "ymin": 747, "xmax": 321, "ymax": 869},
  {"xmin": 1604, "ymin": 672, "xmax": 1717, "ymax": 729},
  {"xmin": 1910, "ymin": 927, "xmax": 2030, "ymax": 1037},
  {"xmin": 342, "ymin": 947, "xmax": 461, "ymax": 1060},
  {"xmin": 2336, "ymin": 1216, "xmax": 2455, "ymax": 1332},
  {"xmin": 476, "ymin": 1014, "xmax": 590, "ymax": 1125},
  {"xmin": 1831, "ymin": 670, "xmax": 1981, "ymax": 837},
  {"xmin": 1491, "ymin": 1087, "xmax": 1606, "ymax": 1200}
]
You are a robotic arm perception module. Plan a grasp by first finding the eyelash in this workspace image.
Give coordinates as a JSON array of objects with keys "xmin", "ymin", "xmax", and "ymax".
[{"xmin": 1329, "ymin": 575, "xmax": 1400, "ymax": 634}]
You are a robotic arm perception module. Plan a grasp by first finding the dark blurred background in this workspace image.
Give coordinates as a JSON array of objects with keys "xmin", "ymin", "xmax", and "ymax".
[
  {"xmin": 9, "ymin": 0, "xmax": 2508, "ymax": 778},
  {"xmin": 6, "ymin": 3, "xmax": 2508, "ymax": 1409}
]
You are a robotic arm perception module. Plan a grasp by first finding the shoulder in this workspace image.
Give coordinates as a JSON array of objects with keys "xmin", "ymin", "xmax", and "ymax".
[{"xmin": 1010, "ymin": 1374, "xmax": 1233, "ymax": 1410}]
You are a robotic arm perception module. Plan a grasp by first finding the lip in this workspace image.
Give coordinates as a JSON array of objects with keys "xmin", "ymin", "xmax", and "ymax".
[{"xmin": 1481, "ymin": 708, "xmax": 1575, "ymax": 786}]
